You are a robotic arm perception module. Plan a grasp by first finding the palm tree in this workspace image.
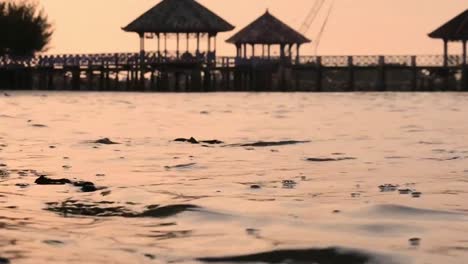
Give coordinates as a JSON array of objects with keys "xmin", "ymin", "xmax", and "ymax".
[{"xmin": 0, "ymin": 1, "xmax": 53, "ymax": 57}]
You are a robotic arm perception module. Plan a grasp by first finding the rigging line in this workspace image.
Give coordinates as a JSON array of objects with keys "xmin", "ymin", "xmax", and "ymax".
[
  {"xmin": 299, "ymin": 0, "xmax": 326, "ymax": 34},
  {"xmin": 314, "ymin": 0, "xmax": 335, "ymax": 55}
]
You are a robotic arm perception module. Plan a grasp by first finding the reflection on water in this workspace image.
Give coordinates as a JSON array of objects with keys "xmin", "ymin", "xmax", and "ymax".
[{"xmin": 1, "ymin": 92, "xmax": 468, "ymax": 263}]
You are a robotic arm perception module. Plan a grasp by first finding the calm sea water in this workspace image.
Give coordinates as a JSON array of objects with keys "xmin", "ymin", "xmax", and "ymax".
[{"xmin": 1, "ymin": 92, "xmax": 468, "ymax": 264}]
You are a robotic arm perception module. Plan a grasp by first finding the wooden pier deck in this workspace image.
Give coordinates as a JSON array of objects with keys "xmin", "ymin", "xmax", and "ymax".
[{"xmin": 0, "ymin": 52, "xmax": 467, "ymax": 92}]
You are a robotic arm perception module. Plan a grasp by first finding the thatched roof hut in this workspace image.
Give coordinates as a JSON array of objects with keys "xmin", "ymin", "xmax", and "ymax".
[
  {"xmin": 226, "ymin": 10, "xmax": 310, "ymax": 61},
  {"xmin": 226, "ymin": 10, "xmax": 310, "ymax": 45},
  {"xmin": 429, "ymin": 9, "xmax": 468, "ymax": 66},
  {"xmin": 123, "ymin": 0, "xmax": 234, "ymax": 34},
  {"xmin": 429, "ymin": 9, "xmax": 468, "ymax": 41},
  {"xmin": 123, "ymin": 0, "xmax": 234, "ymax": 63}
]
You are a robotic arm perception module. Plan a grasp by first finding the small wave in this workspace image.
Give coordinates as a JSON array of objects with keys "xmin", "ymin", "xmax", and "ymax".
[
  {"xmin": 198, "ymin": 247, "xmax": 394, "ymax": 264},
  {"xmin": 355, "ymin": 204, "xmax": 465, "ymax": 221}
]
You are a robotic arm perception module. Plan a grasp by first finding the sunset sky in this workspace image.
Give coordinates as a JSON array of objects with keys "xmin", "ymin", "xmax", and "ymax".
[{"xmin": 39, "ymin": 0, "xmax": 468, "ymax": 56}]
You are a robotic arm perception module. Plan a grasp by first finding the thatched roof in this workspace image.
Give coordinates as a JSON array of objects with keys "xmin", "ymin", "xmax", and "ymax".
[
  {"xmin": 226, "ymin": 11, "xmax": 311, "ymax": 45},
  {"xmin": 429, "ymin": 9, "xmax": 468, "ymax": 41},
  {"xmin": 123, "ymin": 0, "xmax": 234, "ymax": 34}
]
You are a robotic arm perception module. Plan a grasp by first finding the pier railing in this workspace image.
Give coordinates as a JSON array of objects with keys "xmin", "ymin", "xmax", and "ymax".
[{"xmin": 0, "ymin": 53, "xmax": 467, "ymax": 69}]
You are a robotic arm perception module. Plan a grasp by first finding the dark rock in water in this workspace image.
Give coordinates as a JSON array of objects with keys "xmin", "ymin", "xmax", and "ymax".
[
  {"xmin": 36, "ymin": 176, "xmax": 101, "ymax": 192},
  {"xmin": 0, "ymin": 164, "xmax": 6, "ymax": 167},
  {"xmin": 200, "ymin": 140, "xmax": 224, "ymax": 145},
  {"xmin": 35, "ymin": 175, "xmax": 72, "ymax": 185},
  {"xmin": 73, "ymin": 181, "xmax": 95, "ymax": 187},
  {"xmin": 307, "ymin": 157, "xmax": 356, "ymax": 162},
  {"xmin": 198, "ymin": 247, "xmax": 375, "ymax": 264},
  {"xmin": 411, "ymin": 192, "xmax": 422, "ymax": 198},
  {"xmin": 81, "ymin": 185, "xmax": 98, "ymax": 193},
  {"xmin": 94, "ymin": 138, "xmax": 120, "ymax": 145},
  {"xmin": 0, "ymin": 257, "xmax": 10, "ymax": 264},
  {"xmin": 138, "ymin": 204, "xmax": 200, "ymax": 218},
  {"xmin": 174, "ymin": 137, "xmax": 200, "ymax": 144},
  {"xmin": 250, "ymin": 184, "xmax": 261, "ymax": 189},
  {"xmin": 241, "ymin": 140, "xmax": 310, "ymax": 147},
  {"xmin": 31, "ymin": 124, "xmax": 47, "ymax": 128},
  {"xmin": 74, "ymin": 181, "xmax": 98, "ymax": 192}
]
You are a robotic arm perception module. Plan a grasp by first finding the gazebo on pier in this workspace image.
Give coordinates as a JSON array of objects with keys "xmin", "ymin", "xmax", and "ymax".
[
  {"xmin": 226, "ymin": 10, "xmax": 310, "ymax": 64},
  {"xmin": 122, "ymin": 0, "xmax": 234, "ymax": 64},
  {"xmin": 429, "ymin": 9, "xmax": 468, "ymax": 67}
]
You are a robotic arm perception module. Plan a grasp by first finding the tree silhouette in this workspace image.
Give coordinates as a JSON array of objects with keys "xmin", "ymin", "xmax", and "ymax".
[{"xmin": 0, "ymin": 1, "xmax": 53, "ymax": 57}]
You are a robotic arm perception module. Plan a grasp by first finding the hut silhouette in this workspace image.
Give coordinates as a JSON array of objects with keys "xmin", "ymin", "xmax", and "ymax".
[
  {"xmin": 429, "ymin": 9, "xmax": 468, "ymax": 67},
  {"xmin": 226, "ymin": 10, "xmax": 310, "ymax": 64},
  {"xmin": 123, "ymin": 0, "xmax": 234, "ymax": 63}
]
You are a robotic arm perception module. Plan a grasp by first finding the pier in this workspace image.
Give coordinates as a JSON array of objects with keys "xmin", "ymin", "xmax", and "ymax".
[
  {"xmin": 1, "ymin": 1, "xmax": 467, "ymax": 92},
  {"xmin": 0, "ymin": 53, "xmax": 467, "ymax": 92}
]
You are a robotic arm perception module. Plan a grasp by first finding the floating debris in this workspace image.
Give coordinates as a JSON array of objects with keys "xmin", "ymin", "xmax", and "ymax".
[
  {"xmin": 379, "ymin": 184, "xmax": 399, "ymax": 192},
  {"xmin": 409, "ymin": 237, "xmax": 421, "ymax": 247},
  {"xmin": 282, "ymin": 180, "xmax": 297, "ymax": 189},
  {"xmin": 15, "ymin": 183, "xmax": 29, "ymax": 189},
  {"xmin": 31, "ymin": 124, "xmax": 47, "ymax": 128},
  {"xmin": 398, "ymin": 189, "xmax": 413, "ymax": 195},
  {"xmin": 164, "ymin": 163, "xmax": 197, "ymax": 170},
  {"xmin": 411, "ymin": 192, "xmax": 422, "ymax": 198},
  {"xmin": 174, "ymin": 137, "xmax": 224, "ymax": 145},
  {"xmin": 307, "ymin": 157, "xmax": 356, "ymax": 162},
  {"xmin": 240, "ymin": 140, "xmax": 310, "ymax": 147},
  {"xmin": 0, "ymin": 170, "xmax": 9, "ymax": 177},
  {"xmin": 250, "ymin": 184, "xmax": 261, "ymax": 189},
  {"xmin": 46, "ymin": 200, "xmax": 199, "ymax": 218}
]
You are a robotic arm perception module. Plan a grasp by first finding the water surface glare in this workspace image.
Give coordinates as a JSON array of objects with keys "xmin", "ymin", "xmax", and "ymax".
[{"xmin": 1, "ymin": 92, "xmax": 468, "ymax": 264}]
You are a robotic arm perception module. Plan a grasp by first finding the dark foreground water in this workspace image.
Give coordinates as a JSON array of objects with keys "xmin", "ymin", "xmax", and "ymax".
[{"xmin": 1, "ymin": 92, "xmax": 468, "ymax": 264}]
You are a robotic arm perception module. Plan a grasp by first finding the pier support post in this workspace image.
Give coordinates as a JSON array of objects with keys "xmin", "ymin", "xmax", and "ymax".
[
  {"xmin": 347, "ymin": 56, "xmax": 354, "ymax": 91},
  {"xmin": 411, "ymin": 56, "xmax": 418, "ymax": 91},
  {"xmin": 378, "ymin": 56, "xmax": 386, "ymax": 91},
  {"xmin": 463, "ymin": 40, "xmax": 468, "ymax": 91},
  {"xmin": 316, "ymin": 56, "xmax": 322, "ymax": 92}
]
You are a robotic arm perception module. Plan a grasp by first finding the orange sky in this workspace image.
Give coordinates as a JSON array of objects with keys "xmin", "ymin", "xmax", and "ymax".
[{"xmin": 39, "ymin": 0, "xmax": 468, "ymax": 56}]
